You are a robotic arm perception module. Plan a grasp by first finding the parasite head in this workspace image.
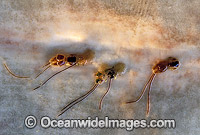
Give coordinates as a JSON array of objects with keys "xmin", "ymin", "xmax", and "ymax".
[
  {"xmin": 95, "ymin": 62, "xmax": 126, "ymax": 84},
  {"xmin": 49, "ymin": 54, "xmax": 66, "ymax": 66},
  {"xmin": 152, "ymin": 57, "xmax": 180, "ymax": 74},
  {"xmin": 167, "ymin": 57, "xmax": 180, "ymax": 70}
]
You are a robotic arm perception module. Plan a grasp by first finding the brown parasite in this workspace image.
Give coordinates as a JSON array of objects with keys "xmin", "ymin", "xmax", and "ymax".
[
  {"xmin": 3, "ymin": 49, "xmax": 95, "ymax": 90},
  {"xmin": 57, "ymin": 62, "xmax": 126, "ymax": 117},
  {"xmin": 125, "ymin": 57, "xmax": 180, "ymax": 116}
]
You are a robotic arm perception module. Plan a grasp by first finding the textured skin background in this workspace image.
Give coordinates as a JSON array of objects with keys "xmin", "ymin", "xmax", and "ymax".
[{"xmin": 0, "ymin": 0, "xmax": 200, "ymax": 134}]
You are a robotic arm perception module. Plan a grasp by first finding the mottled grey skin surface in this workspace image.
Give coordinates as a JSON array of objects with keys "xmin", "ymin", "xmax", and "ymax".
[{"xmin": 0, "ymin": 0, "xmax": 200, "ymax": 135}]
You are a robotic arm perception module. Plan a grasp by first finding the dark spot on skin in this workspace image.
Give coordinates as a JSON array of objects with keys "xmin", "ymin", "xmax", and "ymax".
[
  {"xmin": 96, "ymin": 79, "xmax": 101, "ymax": 84},
  {"xmin": 168, "ymin": 61, "xmax": 179, "ymax": 68},
  {"xmin": 67, "ymin": 56, "xmax": 76, "ymax": 62},
  {"xmin": 107, "ymin": 70, "xmax": 115, "ymax": 79}
]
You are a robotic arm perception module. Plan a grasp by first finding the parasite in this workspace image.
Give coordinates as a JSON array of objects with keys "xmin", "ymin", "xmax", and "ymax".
[
  {"xmin": 125, "ymin": 57, "xmax": 180, "ymax": 116},
  {"xmin": 57, "ymin": 62, "xmax": 126, "ymax": 117}
]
